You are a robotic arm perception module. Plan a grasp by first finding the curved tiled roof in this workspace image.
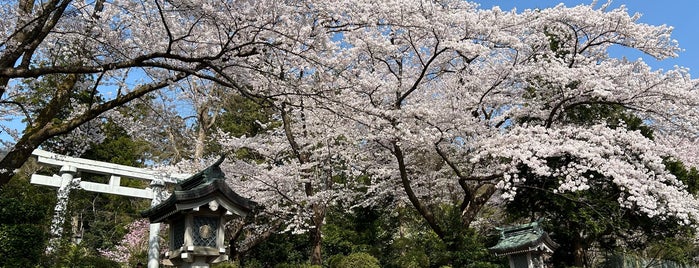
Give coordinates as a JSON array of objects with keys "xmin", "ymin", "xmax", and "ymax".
[
  {"xmin": 489, "ymin": 221, "xmax": 558, "ymax": 256},
  {"xmin": 141, "ymin": 157, "xmax": 255, "ymax": 223}
]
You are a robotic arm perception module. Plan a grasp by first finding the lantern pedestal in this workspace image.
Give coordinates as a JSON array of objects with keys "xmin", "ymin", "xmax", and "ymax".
[{"xmin": 180, "ymin": 256, "xmax": 210, "ymax": 268}]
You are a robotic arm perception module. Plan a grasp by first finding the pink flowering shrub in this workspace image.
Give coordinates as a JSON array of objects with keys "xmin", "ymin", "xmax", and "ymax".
[{"xmin": 99, "ymin": 219, "xmax": 150, "ymax": 264}]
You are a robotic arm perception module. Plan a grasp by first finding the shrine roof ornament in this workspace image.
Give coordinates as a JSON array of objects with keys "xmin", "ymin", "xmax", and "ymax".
[{"xmin": 489, "ymin": 221, "xmax": 558, "ymax": 256}]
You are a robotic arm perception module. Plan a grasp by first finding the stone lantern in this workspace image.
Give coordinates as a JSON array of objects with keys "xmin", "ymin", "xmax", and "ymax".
[
  {"xmin": 489, "ymin": 221, "xmax": 558, "ymax": 268},
  {"xmin": 142, "ymin": 157, "xmax": 254, "ymax": 268}
]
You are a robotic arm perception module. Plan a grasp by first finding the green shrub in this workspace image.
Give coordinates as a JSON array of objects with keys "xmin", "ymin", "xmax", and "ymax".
[
  {"xmin": 71, "ymin": 255, "xmax": 121, "ymax": 268},
  {"xmin": 328, "ymin": 254, "xmax": 346, "ymax": 268},
  {"xmin": 336, "ymin": 252, "xmax": 380, "ymax": 268},
  {"xmin": 241, "ymin": 258, "xmax": 263, "ymax": 268},
  {"xmin": 212, "ymin": 261, "xmax": 241, "ymax": 268},
  {"xmin": 466, "ymin": 262, "xmax": 503, "ymax": 268},
  {"xmin": 274, "ymin": 263, "xmax": 322, "ymax": 268},
  {"xmin": 0, "ymin": 224, "xmax": 46, "ymax": 267}
]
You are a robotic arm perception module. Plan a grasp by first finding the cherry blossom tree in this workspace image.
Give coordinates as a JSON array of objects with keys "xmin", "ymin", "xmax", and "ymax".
[
  {"xmin": 0, "ymin": 0, "xmax": 328, "ymax": 187},
  {"xmin": 172, "ymin": 1, "xmax": 699, "ymax": 264},
  {"xmin": 297, "ymin": 2, "xmax": 699, "ymax": 263}
]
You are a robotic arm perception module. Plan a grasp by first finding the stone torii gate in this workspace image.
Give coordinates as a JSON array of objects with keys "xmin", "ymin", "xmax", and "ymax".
[{"xmin": 30, "ymin": 149, "xmax": 190, "ymax": 268}]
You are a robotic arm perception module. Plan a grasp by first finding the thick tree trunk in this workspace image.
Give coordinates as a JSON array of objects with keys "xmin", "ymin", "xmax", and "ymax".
[
  {"xmin": 459, "ymin": 184, "xmax": 496, "ymax": 228},
  {"xmin": 194, "ymin": 99, "xmax": 218, "ymax": 159},
  {"xmin": 461, "ymin": 184, "xmax": 496, "ymax": 228},
  {"xmin": 393, "ymin": 142, "xmax": 445, "ymax": 239},
  {"xmin": 573, "ymin": 236, "xmax": 586, "ymax": 267},
  {"xmin": 309, "ymin": 223, "xmax": 323, "ymax": 265},
  {"xmin": 0, "ymin": 138, "xmax": 39, "ymax": 187},
  {"xmin": 435, "ymin": 142, "xmax": 500, "ymax": 230},
  {"xmin": 0, "ymin": 122, "xmax": 72, "ymax": 187},
  {"xmin": 309, "ymin": 202, "xmax": 326, "ymax": 265}
]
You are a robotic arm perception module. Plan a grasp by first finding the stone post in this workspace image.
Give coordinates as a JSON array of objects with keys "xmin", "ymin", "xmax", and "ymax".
[
  {"xmin": 46, "ymin": 165, "xmax": 79, "ymax": 253},
  {"xmin": 148, "ymin": 177, "xmax": 166, "ymax": 268}
]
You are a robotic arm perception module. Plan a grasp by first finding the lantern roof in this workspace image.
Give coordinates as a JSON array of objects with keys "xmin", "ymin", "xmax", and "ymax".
[
  {"xmin": 142, "ymin": 156, "xmax": 254, "ymax": 223},
  {"xmin": 489, "ymin": 221, "xmax": 558, "ymax": 256}
]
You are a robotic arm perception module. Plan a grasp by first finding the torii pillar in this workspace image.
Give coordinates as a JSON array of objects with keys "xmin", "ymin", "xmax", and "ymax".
[{"xmin": 148, "ymin": 178, "xmax": 166, "ymax": 268}]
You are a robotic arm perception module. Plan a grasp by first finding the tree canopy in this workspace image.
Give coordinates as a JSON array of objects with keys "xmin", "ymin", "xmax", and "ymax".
[{"xmin": 1, "ymin": 0, "xmax": 699, "ymax": 266}]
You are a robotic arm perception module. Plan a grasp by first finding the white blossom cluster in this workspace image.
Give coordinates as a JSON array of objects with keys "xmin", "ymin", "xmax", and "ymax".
[
  {"xmin": 215, "ymin": 100, "xmax": 366, "ymax": 234},
  {"xmin": 470, "ymin": 125, "xmax": 699, "ymax": 225}
]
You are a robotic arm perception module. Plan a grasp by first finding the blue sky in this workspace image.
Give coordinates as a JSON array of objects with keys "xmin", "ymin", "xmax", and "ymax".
[{"xmin": 477, "ymin": 1, "xmax": 699, "ymax": 78}]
